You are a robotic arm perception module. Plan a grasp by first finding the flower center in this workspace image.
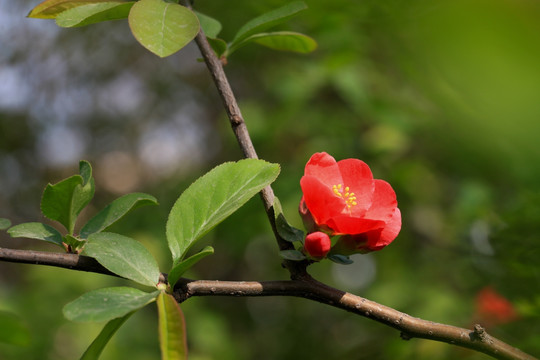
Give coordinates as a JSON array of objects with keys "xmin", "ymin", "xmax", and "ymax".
[{"xmin": 332, "ymin": 184, "xmax": 357, "ymax": 209}]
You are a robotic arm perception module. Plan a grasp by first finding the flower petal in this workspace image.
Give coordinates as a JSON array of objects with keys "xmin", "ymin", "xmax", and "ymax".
[
  {"xmin": 300, "ymin": 175, "xmax": 345, "ymax": 225},
  {"xmin": 364, "ymin": 179, "xmax": 397, "ymax": 222},
  {"xmin": 366, "ymin": 207, "xmax": 401, "ymax": 250},
  {"xmin": 337, "ymin": 158, "xmax": 373, "ymax": 184},
  {"xmin": 335, "ymin": 159, "xmax": 374, "ymax": 213},
  {"xmin": 326, "ymin": 215, "xmax": 385, "ymax": 235},
  {"xmin": 304, "ymin": 152, "xmax": 343, "ymax": 186}
]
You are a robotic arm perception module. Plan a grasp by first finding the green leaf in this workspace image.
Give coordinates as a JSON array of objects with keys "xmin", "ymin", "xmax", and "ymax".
[
  {"xmin": 167, "ymin": 246, "xmax": 214, "ymax": 288},
  {"xmin": 79, "ymin": 312, "xmax": 133, "ymax": 360},
  {"xmin": 234, "ymin": 31, "xmax": 317, "ymax": 55},
  {"xmin": 79, "ymin": 160, "xmax": 93, "ymax": 184},
  {"xmin": 41, "ymin": 176, "xmax": 83, "ymax": 232},
  {"xmin": 56, "ymin": 2, "xmax": 133, "ymax": 27},
  {"xmin": 273, "ymin": 196, "xmax": 305, "ymax": 243},
  {"xmin": 207, "ymin": 38, "xmax": 228, "ymax": 58},
  {"xmin": 279, "ymin": 249, "xmax": 306, "ymax": 261},
  {"xmin": 231, "ymin": 1, "xmax": 307, "ymax": 45},
  {"xmin": 195, "ymin": 11, "xmax": 221, "ymax": 38},
  {"xmin": 7, "ymin": 222, "xmax": 64, "ymax": 247},
  {"xmin": 63, "ymin": 287, "xmax": 159, "ymax": 322},
  {"xmin": 166, "ymin": 159, "xmax": 280, "ymax": 262},
  {"xmin": 157, "ymin": 292, "xmax": 188, "ymax": 360},
  {"xmin": 0, "ymin": 218, "xmax": 12, "ymax": 230},
  {"xmin": 64, "ymin": 234, "xmax": 86, "ymax": 251},
  {"xmin": 84, "ymin": 232, "xmax": 161, "ymax": 287},
  {"xmin": 128, "ymin": 0, "xmax": 200, "ymax": 58},
  {"xmin": 328, "ymin": 254, "xmax": 354, "ymax": 265},
  {"xmin": 73, "ymin": 161, "xmax": 96, "ymax": 229},
  {"xmin": 28, "ymin": 0, "xmax": 115, "ymax": 19},
  {"xmin": 80, "ymin": 192, "xmax": 158, "ymax": 239},
  {"xmin": 41, "ymin": 160, "xmax": 95, "ymax": 234},
  {"xmin": 0, "ymin": 311, "xmax": 30, "ymax": 346}
]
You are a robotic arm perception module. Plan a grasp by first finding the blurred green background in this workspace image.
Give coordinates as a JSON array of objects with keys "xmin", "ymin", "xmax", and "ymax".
[{"xmin": 1, "ymin": 0, "xmax": 539, "ymax": 359}]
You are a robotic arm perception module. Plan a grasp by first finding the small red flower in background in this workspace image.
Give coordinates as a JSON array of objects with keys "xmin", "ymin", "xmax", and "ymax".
[
  {"xmin": 299, "ymin": 152, "xmax": 401, "ymax": 255},
  {"xmin": 475, "ymin": 287, "xmax": 519, "ymax": 326},
  {"xmin": 304, "ymin": 232, "xmax": 331, "ymax": 258}
]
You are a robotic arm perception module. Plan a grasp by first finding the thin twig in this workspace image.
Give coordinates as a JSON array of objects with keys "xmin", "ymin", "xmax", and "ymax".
[{"xmin": 189, "ymin": 10, "xmax": 310, "ymax": 279}]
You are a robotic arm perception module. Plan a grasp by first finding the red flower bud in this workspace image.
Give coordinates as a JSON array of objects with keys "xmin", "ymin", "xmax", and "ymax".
[
  {"xmin": 299, "ymin": 152, "xmax": 401, "ymax": 253},
  {"xmin": 304, "ymin": 232, "xmax": 331, "ymax": 258}
]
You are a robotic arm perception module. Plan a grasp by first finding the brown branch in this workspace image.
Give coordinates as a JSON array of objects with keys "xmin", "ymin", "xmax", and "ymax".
[
  {"xmin": 0, "ymin": 247, "xmax": 172, "ymax": 283},
  {"xmin": 0, "ymin": 247, "xmax": 115, "ymax": 276},
  {"xmin": 175, "ymin": 278, "xmax": 535, "ymax": 360},
  {"xmin": 0, "ymin": 247, "xmax": 536, "ymax": 360}
]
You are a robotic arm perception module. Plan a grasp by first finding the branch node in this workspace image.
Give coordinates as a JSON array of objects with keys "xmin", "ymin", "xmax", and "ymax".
[
  {"xmin": 231, "ymin": 114, "xmax": 243, "ymax": 126},
  {"xmin": 173, "ymin": 283, "xmax": 191, "ymax": 304},
  {"xmin": 472, "ymin": 324, "xmax": 490, "ymax": 343}
]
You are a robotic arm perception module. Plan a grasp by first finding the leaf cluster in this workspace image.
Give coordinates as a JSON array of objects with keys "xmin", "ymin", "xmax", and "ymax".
[
  {"xmin": 26, "ymin": 0, "xmax": 316, "ymax": 59},
  {"xmin": 6, "ymin": 160, "xmax": 157, "ymax": 252},
  {"xmin": 1, "ymin": 158, "xmax": 280, "ymax": 359},
  {"xmin": 197, "ymin": 1, "xmax": 317, "ymax": 60}
]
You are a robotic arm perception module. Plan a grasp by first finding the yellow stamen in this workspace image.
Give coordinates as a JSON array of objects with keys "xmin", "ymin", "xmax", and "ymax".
[{"xmin": 332, "ymin": 183, "xmax": 357, "ymax": 209}]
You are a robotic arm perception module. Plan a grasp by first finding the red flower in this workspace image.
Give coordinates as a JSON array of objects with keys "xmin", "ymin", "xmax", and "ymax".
[
  {"xmin": 475, "ymin": 287, "xmax": 518, "ymax": 326},
  {"xmin": 304, "ymin": 232, "xmax": 331, "ymax": 258},
  {"xmin": 299, "ymin": 152, "xmax": 401, "ymax": 253}
]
